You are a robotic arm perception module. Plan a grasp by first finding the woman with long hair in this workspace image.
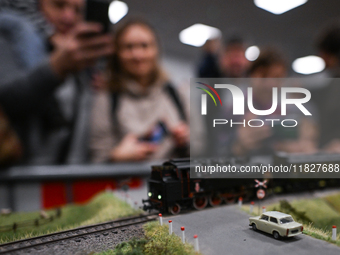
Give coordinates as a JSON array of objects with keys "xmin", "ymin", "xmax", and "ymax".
[{"xmin": 90, "ymin": 18, "xmax": 189, "ymax": 162}]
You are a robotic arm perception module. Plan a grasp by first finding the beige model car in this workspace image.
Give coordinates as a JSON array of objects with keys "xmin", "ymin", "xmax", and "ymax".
[{"xmin": 249, "ymin": 211, "xmax": 303, "ymax": 239}]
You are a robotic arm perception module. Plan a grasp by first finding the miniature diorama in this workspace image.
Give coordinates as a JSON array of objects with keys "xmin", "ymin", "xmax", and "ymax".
[
  {"xmin": 2, "ymin": 0, "xmax": 340, "ymax": 254},
  {"xmin": 1, "ymin": 157, "xmax": 340, "ymax": 254},
  {"xmin": 140, "ymin": 157, "xmax": 340, "ymax": 254},
  {"xmin": 249, "ymin": 211, "xmax": 303, "ymax": 239}
]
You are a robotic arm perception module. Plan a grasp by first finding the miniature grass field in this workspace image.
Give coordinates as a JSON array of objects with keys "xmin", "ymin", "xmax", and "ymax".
[
  {"xmin": 97, "ymin": 221, "xmax": 201, "ymax": 255},
  {"xmin": 0, "ymin": 192, "xmax": 141, "ymax": 244},
  {"xmin": 242, "ymin": 192, "xmax": 340, "ymax": 247}
]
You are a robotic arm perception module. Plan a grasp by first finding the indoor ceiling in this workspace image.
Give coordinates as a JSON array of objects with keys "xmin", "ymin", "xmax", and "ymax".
[{"xmin": 122, "ymin": 0, "xmax": 340, "ymax": 69}]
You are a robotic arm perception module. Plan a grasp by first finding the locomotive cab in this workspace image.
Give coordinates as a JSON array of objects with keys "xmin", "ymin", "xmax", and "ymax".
[{"xmin": 142, "ymin": 160, "xmax": 188, "ymax": 213}]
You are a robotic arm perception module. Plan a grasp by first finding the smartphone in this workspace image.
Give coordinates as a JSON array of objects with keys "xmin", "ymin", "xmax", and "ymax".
[
  {"xmin": 85, "ymin": 0, "xmax": 111, "ymax": 33},
  {"xmin": 140, "ymin": 122, "xmax": 169, "ymax": 143}
]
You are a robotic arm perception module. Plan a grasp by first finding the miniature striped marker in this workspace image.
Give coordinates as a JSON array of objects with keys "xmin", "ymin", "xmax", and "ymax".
[
  {"xmin": 120, "ymin": 192, "xmax": 125, "ymax": 200},
  {"xmin": 159, "ymin": 213, "xmax": 163, "ymax": 226},
  {"xmin": 194, "ymin": 235, "xmax": 199, "ymax": 252},
  {"xmin": 332, "ymin": 225, "xmax": 337, "ymax": 240},
  {"xmin": 169, "ymin": 220, "xmax": 173, "ymax": 234},
  {"xmin": 134, "ymin": 201, "xmax": 138, "ymax": 210},
  {"xmin": 238, "ymin": 197, "xmax": 243, "ymax": 207},
  {"xmin": 126, "ymin": 194, "xmax": 132, "ymax": 206},
  {"xmin": 262, "ymin": 206, "xmax": 266, "ymax": 213},
  {"xmin": 181, "ymin": 226, "xmax": 185, "ymax": 243},
  {"xmin": 250, "ymin": 201, "xmax": 254, "ymax": 213}
]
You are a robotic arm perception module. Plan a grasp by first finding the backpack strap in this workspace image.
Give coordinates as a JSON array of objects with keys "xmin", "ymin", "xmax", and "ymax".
[
  {"xmin": 163, "ymin": 82, "xmax": 187, "ymax": 122},
  {"xmin": 111, "ymin": 92, "xmax": 120, "ymax": 123}
]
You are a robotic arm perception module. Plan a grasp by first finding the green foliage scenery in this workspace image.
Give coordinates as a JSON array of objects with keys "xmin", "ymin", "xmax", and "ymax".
[
  {"xmin": 0, "ymin": 192, "xmax": 199, "ymax": 255},
  {"xmin": 0, "ymin": 192, "xmax": 141, "ymax": 244},
  {"xmin": 97, "ymin": 221, "xmax": 201, "ymax": 255},
  {"xmin": 4, "ymin": 191, "xmax": 340, "ymax": 254}
]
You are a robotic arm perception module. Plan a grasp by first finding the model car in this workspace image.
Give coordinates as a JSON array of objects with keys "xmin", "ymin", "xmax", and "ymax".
[{"xmin": 249, "ymin": 211, "xmax": 303, "ymax": 239}]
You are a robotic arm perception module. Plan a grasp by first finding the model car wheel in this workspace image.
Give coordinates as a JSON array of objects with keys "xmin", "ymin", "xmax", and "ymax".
[
  {"xmin": 193, "ymin": 196, "xmax": 208, "ymax": 210},
  {"xmin": 209, "ymin": 194, "xmax": 222, "ymax": 207},
  {"xmin": 252, "ymin": 223, "xmax": 257, "ymax": 231},
  {"xmin": 169, "ymin": 203, "xmax": 181, "ymax": 215},
  {"xmin": 273, "ymin": 231, "xmax": 280, "ymax": 239}
]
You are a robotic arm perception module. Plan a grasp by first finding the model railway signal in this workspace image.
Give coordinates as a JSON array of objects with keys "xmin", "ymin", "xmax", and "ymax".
[
  {"xmin": 257, "ymin": 189, "xmax": 265, "ymax": 200},
  {"xmin": 254, "ymin": 179, "xmax": 267, "ymax": 188},
  {"xmin": 255, "ymin": 179, "xmax": 267, "ymax": 214}
]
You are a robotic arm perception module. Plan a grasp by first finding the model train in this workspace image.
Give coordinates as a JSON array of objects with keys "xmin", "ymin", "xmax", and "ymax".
[{"xmin": 142, "ymin": 154, "xmax": 340, "ymax": 214}]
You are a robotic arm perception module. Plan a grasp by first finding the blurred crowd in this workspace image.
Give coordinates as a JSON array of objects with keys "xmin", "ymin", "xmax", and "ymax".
[{"xmin": 1, "ymin": 0, "xmax": 340, "ymax": 167}]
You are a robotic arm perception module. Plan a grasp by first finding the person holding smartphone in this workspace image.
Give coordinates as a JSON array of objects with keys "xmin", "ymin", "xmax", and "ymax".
[
  {"xmin": 89, "ymin": 18, "xmax": 190, "ymax": 163},
  {"xmin": 0, "ymin": 0, "xmax": 113, "ymax": 164}
]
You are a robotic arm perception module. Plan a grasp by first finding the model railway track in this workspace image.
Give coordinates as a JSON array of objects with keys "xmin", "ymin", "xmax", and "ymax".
[{"xmin": 0, "ymin": 213, "xmax": 157, "ymax": 254}]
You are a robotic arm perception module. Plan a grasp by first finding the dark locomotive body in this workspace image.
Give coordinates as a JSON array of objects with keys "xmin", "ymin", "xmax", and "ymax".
[
  {"xmin": 143, "ymin": 154, "xmax": 340, "ymax": 214},
  {"xmin": 142, "ymin": 158, "xmax": 256, "ymax": 214}
]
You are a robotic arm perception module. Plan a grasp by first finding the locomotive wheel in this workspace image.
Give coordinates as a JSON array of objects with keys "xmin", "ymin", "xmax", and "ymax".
[
  {"xmin": 193, "ymin": 196, "xmax": 208, "ymax": 210},
  {"xmin": 224, "ymin": 194, "xmax": 235, "ymax": 204},
  {"xmin": 169, "ymin": 203, "xmax": 181, "ymax": 215},
  {"xmin": 209, "ymin": 194, "xmax": 222, "ymax": 207}
]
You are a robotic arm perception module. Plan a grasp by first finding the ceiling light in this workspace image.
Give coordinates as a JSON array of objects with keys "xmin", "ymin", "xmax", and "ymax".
[
  {"xmin": 254, "ymin": 0, "xmax": 308, "ymax": 15},
  {"xmin": 109, "ymin": 1, "xmax": 128, "ymax": 24},
  {"xmin": 179, "ymin": 23, "xmax": 221, "ymax": 47},
  {"xmin": 245, "ymin": 46, "xmax": 260, "ymax": 61},
  {"xmin": 292, "ymin": 56, "xmax": 325, "ymax": 75}
]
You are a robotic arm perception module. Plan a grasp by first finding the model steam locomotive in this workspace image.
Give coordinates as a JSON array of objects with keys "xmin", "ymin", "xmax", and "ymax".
[{"xmin": 142, "ymin": 154, "xmax": 340, "ymax": 214}]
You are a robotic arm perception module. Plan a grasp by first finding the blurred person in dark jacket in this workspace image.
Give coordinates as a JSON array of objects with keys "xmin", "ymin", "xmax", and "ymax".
[
  {"xmin": 230, "ymin": 49, "xmax": 318, "ymax": 156},
  {"xmin": 197, "ymin": 36, "xmax": 249, "ymax": 78},
  {"xmin": 0, "ymin": 0, "xmax": 113, "ymax": 164},
  {"xmin": 197, "ymin": 36, "xmax": 249, "ymax": 157},
  {"xmin": 315, "ymin": 24, "xmax": 340, "ymax": 152}
]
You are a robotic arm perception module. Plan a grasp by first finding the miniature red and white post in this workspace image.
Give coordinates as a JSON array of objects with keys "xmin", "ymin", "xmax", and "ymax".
[
  {"xmin": 181, "ymin": 226, "xmax": 185, "ymax": 243},
  {"xmin": 126, "ymin": 194, "xmax": 132, "ymax": 206},
  {"xmin": 134, "ymin": 201, "xmax": 138, "ymax": 210},
  {"xmin": 194, "ymin": 235, "xmax": 199, "ymax": 252},
  {"xmin": 238, "ymin": 197, "xmax": 243, "ymax": 207},
  {"xmin": 262, "ymin": 206, "xmax": 266, "ymax": 213},
  {"xmin": 159, "ymin": 213, "xmax": 163, "ymax": 226},
  {"xmin": 332, "ymin": 225, "xmax": 337, "ymax": 240},
  {"xmin": 169, "ymin": 220, "xmax": 173, "ymax": 234},
  {"xmin": 250, "ymin": 201, "xmax": 254, "ymax": 213},
  {"xmin": 118, "ymin": 191, "xmax": 123, "ymax": 200}
]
